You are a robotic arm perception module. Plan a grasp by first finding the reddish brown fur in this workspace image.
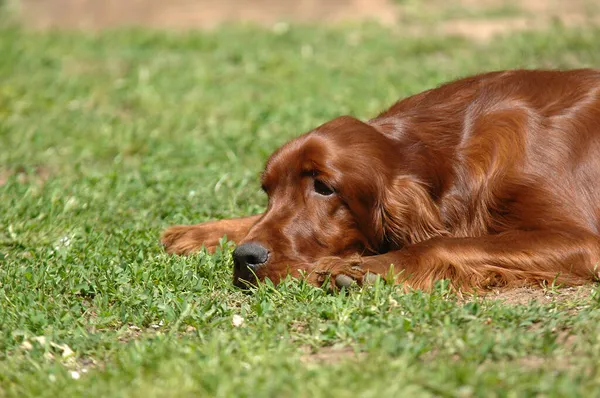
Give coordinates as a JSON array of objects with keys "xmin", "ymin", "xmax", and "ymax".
[{"xmin": 162, "ymin": 69, "xmax": 600, "ymax": 291}]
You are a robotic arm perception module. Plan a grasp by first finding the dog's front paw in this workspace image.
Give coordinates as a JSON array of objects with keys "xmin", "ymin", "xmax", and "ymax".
[
  {"xmin": 307, "ymin": 255, "xmax": 381, "ymax": 290},
  {"xmin": 160, "ymin": 225, "xmax": 221, "ymax": 255}
]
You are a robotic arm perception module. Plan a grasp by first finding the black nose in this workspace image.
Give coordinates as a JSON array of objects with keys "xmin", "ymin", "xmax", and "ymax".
[{"xmin": 232, "ymin": 242, "xmax": 269, "ymax": 285}]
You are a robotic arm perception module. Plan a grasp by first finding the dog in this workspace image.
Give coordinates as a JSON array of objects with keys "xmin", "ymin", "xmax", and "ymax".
[{"xmin": 162, "ymin": 69, "xmax": 600, "ymax": 291}]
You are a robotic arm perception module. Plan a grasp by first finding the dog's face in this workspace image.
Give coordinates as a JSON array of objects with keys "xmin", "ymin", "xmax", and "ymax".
[{"xmin": 232, "ymin": 116, "xmax": 399, "ymax": 287}]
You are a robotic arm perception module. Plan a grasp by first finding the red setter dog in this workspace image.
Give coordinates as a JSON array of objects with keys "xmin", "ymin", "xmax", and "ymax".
[{"xmin": 162, "ymin": 69, "xmax": 600, "ymax": 291}]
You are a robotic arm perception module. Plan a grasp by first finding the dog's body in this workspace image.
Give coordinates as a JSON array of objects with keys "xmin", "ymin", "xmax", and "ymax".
[{"xmin": 162, "ymin": 69, "xmax": 600, "ymax": 290}]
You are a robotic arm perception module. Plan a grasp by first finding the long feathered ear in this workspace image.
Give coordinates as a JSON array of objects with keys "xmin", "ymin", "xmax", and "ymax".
[{"xmin": 379, "ymin": 176, "xmax": 449, "ymax": 248}]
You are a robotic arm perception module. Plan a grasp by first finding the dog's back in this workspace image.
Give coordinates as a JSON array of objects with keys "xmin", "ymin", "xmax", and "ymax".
[{"xmin": 370, "ymin": 69, "xmax": 600, "ymax": 237}]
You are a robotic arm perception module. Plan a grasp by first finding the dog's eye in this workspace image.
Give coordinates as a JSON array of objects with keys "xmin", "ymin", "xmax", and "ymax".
[{"xmin": 314, "ymin": 179, "xmax": 334, "ymax": 196}]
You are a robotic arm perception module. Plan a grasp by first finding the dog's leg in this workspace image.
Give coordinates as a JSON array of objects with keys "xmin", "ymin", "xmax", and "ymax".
[
  {"xmin": 309, "ymin": 229, "xmax": 600, "ymax": 291},
  {"xmin": 161, "ymin": 214, "xmax": 262, "ymax": 255}
]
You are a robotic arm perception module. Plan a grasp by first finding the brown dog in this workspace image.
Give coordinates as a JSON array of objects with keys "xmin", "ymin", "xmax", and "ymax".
[{"xmin": 162, "ymin": 69, "xmax": 600, "ymax": 291}]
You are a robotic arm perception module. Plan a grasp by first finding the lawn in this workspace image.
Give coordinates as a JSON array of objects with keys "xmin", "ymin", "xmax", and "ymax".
[{"xmin": 2, "ymin": 16, "xmax": 600, "ymax": 397}]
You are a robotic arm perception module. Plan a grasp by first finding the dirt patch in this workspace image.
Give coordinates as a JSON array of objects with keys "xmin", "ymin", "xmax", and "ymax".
[
  {"xmin": 398, "ymin": 0, "xmax": 600, "ymax": 41},
  {"xmin": 0, "ymin": 170, "xmax": 10, "ymax": 187},
  {"xmin": 484, "ymin": 285, "xmax": 596, "ymax": 306},
  {"xmin": 441, "ymin": 13, "xmax": 600, "ymax": 41},
  {"xmin": 0, "ymin": 166, "xmax": 51, "ymax": 187},
  {"xmin": 17, "ymin": 0, "xmax": 600, "ymax": 42},
  {"xmin": 517, "ymin": 355, "xmax": 566, "ymax": 370},
  {"xmin": 300, "ymin": 345, "xmax": 366, "ymax": 364},
  {"xmin": 19, "ymin": 0, "xmax": 398, "ymax": 30}
]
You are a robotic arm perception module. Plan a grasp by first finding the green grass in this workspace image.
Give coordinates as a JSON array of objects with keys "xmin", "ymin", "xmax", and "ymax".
[
  {"xmin": 395, "ymin": 0, "xmax": 525, "ymax": 23},
  {"xmin": 2, "ymin": 21, "xmax": 600, "ymax": 397}
]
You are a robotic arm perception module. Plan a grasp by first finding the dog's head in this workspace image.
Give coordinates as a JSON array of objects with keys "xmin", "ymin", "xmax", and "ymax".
[{"xmin": 232, "ymin": 116, "xmax": 444, "ymax": 287}]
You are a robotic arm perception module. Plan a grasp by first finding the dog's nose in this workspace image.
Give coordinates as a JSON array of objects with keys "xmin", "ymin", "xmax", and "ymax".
[
  {"xmin": 233, "ymin": 242, "xmax": 269, "ymax": 285},
  {"xmin": 233, "ymin": 242, "xmax": 269, "ymax": 267}
]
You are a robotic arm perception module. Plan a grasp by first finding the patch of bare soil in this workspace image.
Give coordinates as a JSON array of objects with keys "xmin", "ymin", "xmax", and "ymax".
[
  {"xmin": 17, "ymin": 0, "xmax": 600, "ymax": 42},
  {"xmin": 398, "ymin": 0, "xmax": 600, "ymax": 41},
  {"xmin": 441, "ymin": 13, "xmax": 600, "ymax": 42},
  {"xmin": 0, "ymin": 166, "xmax": 51, "ymax": 187},
  {"xmin": 0, "ymin": 170, "xmax": 10, "ymax": 187},
  {"xmin": 300, "ymin": 345, "xmax": 366, "ymax": 364},
  {"xmin": 484, "ymin": 285, "xmax": 595, "ymax": 306},
  {"xmin": 19, "ymin": 0, "xmax": 397, "ymax": 30}
]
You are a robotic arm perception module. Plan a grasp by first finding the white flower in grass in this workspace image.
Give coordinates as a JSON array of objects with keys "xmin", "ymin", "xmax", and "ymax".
[
  {"xmin": 150, "ymin": 320, "xmax": 164, "ymax": 329},
  {"xmin": 232, "ymin": 314, "xmax": 244, "ymax": 327},
  {"xmin": 59, "ymin": 236, "xmax": 71, "ymax": 246},
  {"xmin": 54, "ymin": 236, "xmax": 72, "ymax": 251}
]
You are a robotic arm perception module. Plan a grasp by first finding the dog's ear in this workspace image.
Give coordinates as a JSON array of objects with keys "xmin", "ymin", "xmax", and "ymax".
[{"xmin": 378, "ymin": 176, "xmax": 448, "ymax": 248}]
